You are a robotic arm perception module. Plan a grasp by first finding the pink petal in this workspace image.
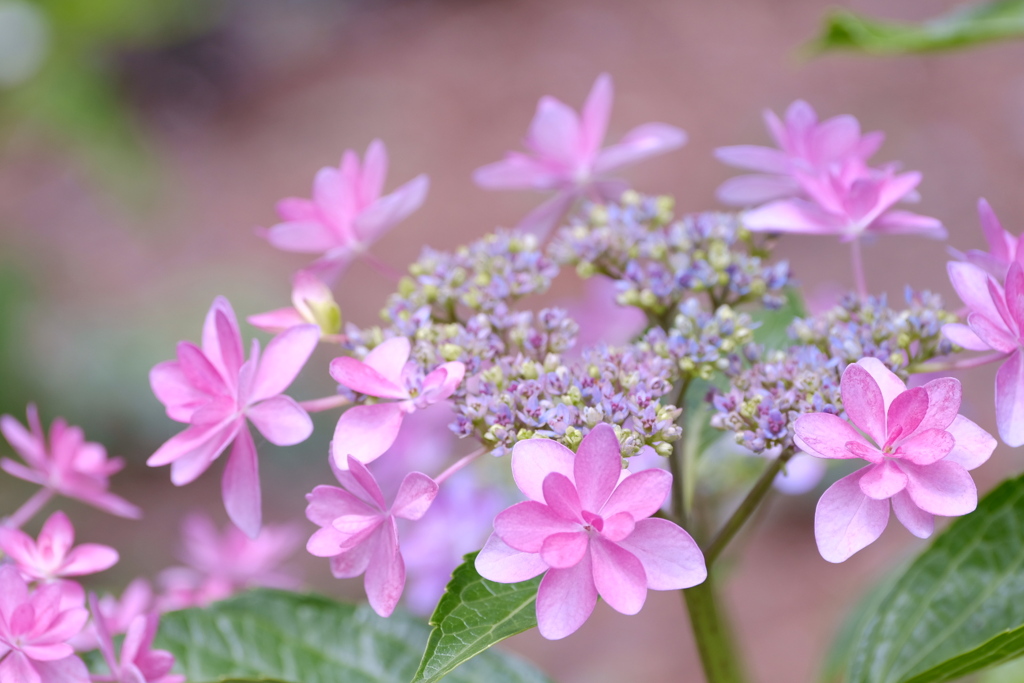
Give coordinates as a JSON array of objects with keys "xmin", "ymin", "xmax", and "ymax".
[
  {"xmin": 359, "ymin": 139, "xmax": 388, "ymax": 207},
  {"xmin": 40, "ymin": 509, "xmax": 75, "ymax": 555},
  {"xmin": 149, "ymin": 361, "xmax": 206, "ymax": 422},
  {"xmin": 948, "ymin": 261, "xmax": 1004, "ymax": 324},
  {"xmin": 0, "ymin": 412, "xmax": 45, "ymax": 467},
  {"xmin": 202, "ymin": 298, "xmax": 244, "ymax": 382},
  {"xmin": 313, "ymin": 164, "xmax": 355, "ymax": 236},
  {"xmin": 249, "ymin": 325, "xmax": 319, "ymax": 403},
  {"xmin": 886, "ymin": 387, "xmax": 929, "ymax": 442},
  {"xmin": 246, "ymin": 396, "xmax": 313, "ymax": 447},
  {"xmin": 858, "ymin": 461, "xmax": 907, "ymax": 500},
  {"xmin": 814, "ymin": 469, "xmax": 891, "ymax": 563},
  {"xmin": 593, "ymin": 123, "xmax": 687, "ymax": 175},
  {"xmin": 362, "ymin": 337, "xmax": 412, "ymax": 388},
  {"xmin": 305, "ymin": 485, "xmax": 377, "ymax": 529},
  {"xmin": 978, "ymin": 198, "xmax": 1012, "ymax": 263},
  {"xmin": 540, "ymin": 531, "xmax": 589, "ymax": 569},
  {"xmin": 354, "ymin": 174, "xmax": 429, "ymax": 245},
  {"xmin": 423, "ymin": 361, "xmax": 465, "ymax": 402},
  {"xmin": 264, "ymin": 220, "xmax": 338, "ymax": 253},
  {"xmin": 329, "ymin": 539, "xmax": 375, "ymax": 579},
  {"xmin": 793, "ymin": 413, "xmax": 870, "ymax": 459},
  {"xmin": 601, "ymin": 468, "xmax": 671, "ymax": 520},
  {"xmin": 1, "ymin": 652, "xmax": 42, "ymax": 683},
  {"xmin": 590, "ymin": 537, "xmax": 646, "ymax": 615},
  {"xmin": 600, "ymin": 512, "xmax": 636, "ymax": 543},
  {"xmin": 60, "ymin": 544, "xmax": 119, "ymax": 577},
  {"xmin": 338, "ymin": 457, "xmax": 388, "ymax": 510},
  {"xmin": 541, "ymin": 473, "xmax": 583, "ymax": 522},
  {"xmin": 363, "ymin": 523, "xmax": 405, "ymax": 618},
  {"xmin": 276, "ymin": 196, "xmax": 317, "ymax": 221},
  {"xmin": 512, "ymin": 437, "xmax": 576, "ymax": 503},
  {"xmin": 942, "ymin": 322, "xmax": 995, "ymax": 352},
  {"xmin": 535, "ymin": 552, "xmax": 597, "ymax": 640},
  {"xmin": 891, "ymin": 490, "xmax": 934, "ymax": 539},
  {"xmin": 525, "ymin": 96, "xmax": 581, "ymax": 165},
  {"xmin": 742, "ymin": 198, "xmax": 843, "ymax": 235},
  {"xmin": 870, "ymin": 210, "xmax": 945, "ymax": 239},
  {"xmin": 574, "ymin": 424, "xmax": 622, "ymax": 512},
  {"xmin": 148, "ymin": 418, "xmax": 236, "ymax": 472},
  {"xmin": 391, "ymin": 472, "xmax": 438, "ymax": 521},
  {"xmin": 0, "ymin": 527, "xmax": 35, "ymax": 571},
  {"xmin": 494, "ymin": 501, "xmax": 580, "ymax": 553},
  {"xmin": 331, "ymin": 403, "xmax": 405, "ymax": 468},
  {"xmin": 473, "ymin": 154, "xmax": 561, "ymax": 190},
  {"xmin": 996, "ymin": 350, "xmax": 1024, "ymax": 446},
  {"xmin": 915, "ymin": 378, "xmax": 962, "ymax": 433},
  {"xmin": 1007, "ymin": 262, "xmax": 1024, "ymax": 329},
  {"xmin": 474, "ymin": 533, "xmax": 548, "ymax": 583},
  {"xmin": 715, "ymin": 174, "xmax": 801, "ymax": 206},
  {"xmin": 174, "ymin": 342, "xmax": 224, "ymax": 397},
  {"xmin": 811, "ymin": 114, "xmax": 861, "ymax": 162},
  {"xmin": 329, "ymin": 358, "xmax": 407, "ymax": 400},
  {"xmin": 944, "ymin": 414, "xmax": 997, "ymax": 471},
  {"xmin": 617, "ymin": 518, "xmax": 706, "ymax": 590},
  {"xmin": 713, "ymin": 145, "xmax": 790, "ymax": 173},
  {"xmin": 900, "ymin": 460, "xmax": 977, "ymax": 517},
  {"xmin": 579, "ymin": 73, "xmax": 612, "ymax": 161},
  {"xmin": 897, "ymin": 428, "xmax": 955, "ymax": 466},
  {"xmin": 515, "ymin": 190, "xmax": 578, "ymax": 239},
  {"xmin": 855, "ymin": 357, "xmax": 908, "ymax": 412},
  {"xmin": 221, "ymin": 428, "xmax": 262, "ymax": 539},
  {"xmin": 842, "ymin": 363, "xmax": 887, "ymax": 444},
  {"xmin": 968, "ymin": 311, "xmax": 1018, "ymax": 353}
]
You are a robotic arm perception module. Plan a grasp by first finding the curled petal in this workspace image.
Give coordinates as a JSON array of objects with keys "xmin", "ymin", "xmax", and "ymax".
[{"xmin": 815, "ymin": 470, "xmax": 891, "ymax": 563}]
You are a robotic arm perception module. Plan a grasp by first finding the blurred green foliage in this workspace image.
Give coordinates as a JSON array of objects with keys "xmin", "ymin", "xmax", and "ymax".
[
  {"xmin": 809, "ymin": 1, "xmax": 1024, "ymax": 55},
  {"xmin": 0, "ymin": 261, "xmax": 36, "ymax": 418}
]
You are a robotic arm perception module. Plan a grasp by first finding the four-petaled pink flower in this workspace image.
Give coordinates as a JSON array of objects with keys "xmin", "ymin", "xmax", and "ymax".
[
  {"xmin": 248, "ymin": 271, "xmax": 343, "ymax": 339},
  {"xmin": 262, "ymin": 139, "xmax": 429, "ymax": 279},
  {"xmin": 89, "ymin": 594, "xmax": 183, "ymax": 683},
  {"xmin": 949, "ymin": 198, "xmax": 1021, "ymax": 281},
  {"xmin": 305, "ymin": 456, "xmax": 438, "ymax": 617},
  {"xmin": 329, "ymin": 337, "xmax": 465, "ymax": 468},
  {"xmin": 474, "ymin": 73, "xmax": 687, "ymax": 238},
  {"xmin": 148, "ymin": 297, "xmax": 320, "ymax": 538},
  {"xmin": 0, "ymin": 405, "xmax": 140, "ymax": 519},
  {"xmin": 794, "ymin": 358, "xmax": 995, "ymax": 563},
  {"xmin": 0, "ymin": 564, "xmax": 90, "ymax": 683},
  {"xmin": 944, "ymin": 260, "xmax": 1024, "ymax": 446},
  {"xmin": 715, "ymin": 99, "xmax": 883, "ymax": 206},
  {"xmin": 475, "ymin": 424, "xmax": 707, "ymax": 640}
]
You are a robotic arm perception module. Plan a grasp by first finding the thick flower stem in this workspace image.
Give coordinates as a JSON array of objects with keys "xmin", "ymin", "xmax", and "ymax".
[
  {"xmin": 669, "ymin": 378, "xmax": 692, "ymax": 527},
  {"xmin": 683, "ymin": 576, "xmax": 747, "ymax": 683}
]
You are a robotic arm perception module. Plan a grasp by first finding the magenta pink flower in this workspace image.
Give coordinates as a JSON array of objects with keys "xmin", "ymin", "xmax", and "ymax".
[
  {"xmin": 148, "ymin": 297, "xmax": 319, "ymax": 537},
  {"xmin": 70, "ymin": 579, "xmax": 152, "ymax": 652},
  {"xmin": 949, "ymin": 198, "xmax": 1021, "ymax": 281},
  {"xmin": 90, "ymin": 595, "xmax": 183, "ymax": 683},
  {"xmin": 0, "ymin": 405, "xmax": 140, "ymax": 519},
  {"xmin": 0, "ymin": 565, "xmax": 90, "ymax": 683},
  {"xmin": 794, "ymin": 358, "xmax": 996, "ymax": 563},
  {"xmin": 248, "ymin": 271, "xmax": 343, "ymax": 339},
  {"xmin": 305, "ymin": 456, "xmax": 438, "ymax": 617},
  {"xmin": 715, "ymin": 99, "xmax": 883, "ymax": 205},
  {"xmin": 329, "ymin": 337, "xmax": 464, "ymax": 468},
  {"xmin": 474, "ymin": 73, "xmax": 686, "ymax": 238},
  {"xmin": 261, "ymin": 139, "xmax": 429, "ymax": 278},
  {"xmin": 943, "ymin": 261, "xmax": 1024, "ymax": 446},
  {"xmin": 475, "ymin": 424, "xmax": 707, "ymax": 640},
  {"xmin": 0, "ymin": 511, "xmax": 118, "ymax": 587}
]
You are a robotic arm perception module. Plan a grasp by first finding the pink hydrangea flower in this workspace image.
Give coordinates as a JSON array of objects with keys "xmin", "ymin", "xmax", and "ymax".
[
  {"xmin": 329, "ymin": 337, "xmax": 464, "ymax": 468},
  {"xmin": 474, "ymin": 73, "xmax": 687, "ymax": 238},
  {"xmin": 949, "ymin": 198, "xmax": 1021, "ymax": 281},
  {"xmin": 794, "ymin": 358, "xmax": 996, "ymax": 563},
  {"xmin": 248, "ymin": 271, "xmax": 343, "ymax": 339},
  {"xmin": 0, "ymin": 511, "xmax": 118, "ymax": 591},
  {"xmin": 89, "ymin": 594, "xmax": 183, "ymax": 683},
  {"xmin": 0, "ymin": 564, "xmax": 90, "ymax": 683},
  {"xmin": 943, "ymin": 261, "xmax": 1024, "ymax": 446},
  {"xmin": 305, "ymin": 456, "xmax": 438, "ymax": 617},
  {"xmin": 148, "ymin": 297, "xmax": 320, "ymax": 537},
  {"xmin": 475, "ymin": 424, "xmax": 707, "ymax": 640},
  {"xmin": 0, "ymin": 405, "xmax": 140, "ymax": 519},
  {"xmin": 261, "ymin": 139, "xmax": 429, "ymax": 279},
  {"xmin": 70, "ymin": 579, "xmax": 152, "ymax": 652},
  {"xmin": 715, "ymin": 99, "xmax": 883, "ymax": 206}
]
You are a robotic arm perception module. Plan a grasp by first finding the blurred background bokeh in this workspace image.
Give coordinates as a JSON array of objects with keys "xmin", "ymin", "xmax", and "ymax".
[{"xmin": 2, "ymin": 0, "xmax": 1024, "ymax": 681}]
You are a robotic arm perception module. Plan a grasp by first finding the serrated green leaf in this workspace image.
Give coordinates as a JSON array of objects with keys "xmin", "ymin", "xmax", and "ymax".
[
  {"xmin": 413, "ymin": 551, "xmax": 545, "ymax": 683},
  {"xmin": 841, "ymin": 473, "xmax": 1024, "ymax": 683},
  {"xmin": 808, "ymin": 1, "xmax": 1024, "ymax": 55},
  {"xmin": 137, "ymin": 588, "xmax": 549, "ymax": 683}
]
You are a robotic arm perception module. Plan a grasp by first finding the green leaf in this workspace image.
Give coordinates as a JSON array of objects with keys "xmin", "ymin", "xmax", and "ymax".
[
  {"xmin": 414, "ymin": 551, "xmax": 544, "ymax": 683},
  {"xmin": 750, "ymin": 287, "xmax": 805, "ymax": 352},
  {"xmin": 142, "ymin": 588, "xmax": 550, "ymax": 683},
  {"xmin": 808, "ymin": 1, "xmax": 1024, "ymax": 55},
  {"xmin": 840, "ymin": 473, "xmax": 1024, "ymax": 683}
]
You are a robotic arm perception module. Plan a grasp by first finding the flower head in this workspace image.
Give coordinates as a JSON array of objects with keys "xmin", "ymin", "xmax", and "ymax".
[
  {"xmin": 0, "ymin": 511, "xmax": 118, "ymax": 588},
  {"xmin": 90, "ymin": 594, "xmax": 183, "ymax": 683},
  {"xmin": 794, "ymin": 358, "xmax": 996, "ymax": 562},
  {"xmin": 148, "ymin": 297, "xmax": 319, "ymax": 537},
  {"xmin": 949, "ymin": 198, "xmax": 1021, "ymax": 281},
  {"xmin": 475, "ymin": 424, "xmax": 706, "ymax": 639},
  {"xmin": 0, "ymin": 405, "xmax": 140, "ymax": 519}
]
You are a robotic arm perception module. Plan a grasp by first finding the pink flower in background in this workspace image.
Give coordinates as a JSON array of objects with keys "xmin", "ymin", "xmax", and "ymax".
[
  {"xmin": 475, "ymin": 424, "xmax": 706, "ymax": 640},
  {"xmin": 474, "ymin": 73, "xmax": 687, "ymax": 238},
  {"xmin": 329, "ymin": 337, "xmax": 465, "ymax": 468},
  {"xmin": 148, "ymin": 297, "xmax": 319, "ymax": 538},
  {"xmin": 305, "ymin": 456, "xmax": 438, "ymax": 617},
  {"xmin": 0, "ymin": 511, "xmax": 118, "ymax": 590},
  {"xmin": 261, "ymin": 139, "xmax": 429, "ymax": 279},
  {"xmin": 248, "ymin": 271, "xmax": 343, "ymax": 339},
  {"xmin": 715, "ymin": 99, "xmax": 884, "ymax": 206},
  {"xmin": 0, "ymin": 405, "xmax": 140, "ymax": 519},
  {"xmin": 943, "ymin": 261, "xmax": 1024, "ymax": 446},
  {"xmin": 70, "ymin": 579, "xmax": 152, "ymax": 652},
  {"xmin": 949, "ymin": 198, "xmax": 1021, "ymax": 281},
  {"xmin": 90, "ymin": 595, "xmax": 183, "ymax": 683},
  {"xmin": 794, "ymin": 358, "xmax": 995, "ymax": 563},
  {"xmin": 0, "ymin": 565, "xmax": 90, "ymax": 683}
]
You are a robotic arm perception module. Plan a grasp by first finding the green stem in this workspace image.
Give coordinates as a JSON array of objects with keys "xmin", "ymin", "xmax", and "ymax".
[
  {"xmin": 683, "ymin": 576, "xmax": 747, "ymax": 683},
  {"xmin": 668, "ymin": 378, "xmax": 691, "ymax": 527}
]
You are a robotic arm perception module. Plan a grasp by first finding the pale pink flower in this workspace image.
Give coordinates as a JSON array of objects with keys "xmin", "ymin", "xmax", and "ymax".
[
  {"xmin": 0, "ymin": 565, "xmax": 90, "ymax": 683},
  {"xmin": 943, "ymin": 261, "xmax": 1024, "ymax": 446},
  {"xmin": 248, "ymin": 271, "xmax": 343, "ymax": 339},
  {"xmin": 261, "ymin": 139, "xmax": 429, "ymax": 279},
  {"xmin": 794, "ymin": 358, "xmax": 995, "ymax": 563},
  {"xmin": 148, "ymin": 297, "xmax": 320, "ymax": 537},
  {"xmin": 0, "ymin": 405, "xmax": 140, "ymax": 519},
  {"xmin": 949, "ymin": 198, "xmax": 1022, "ymax": 281},
  {"xmin": 90, "ymin": 594, "xmax": 183, "ymax": 683},
  {"xmin": 475, "ymin": 424, "xmax": 706, "ymax": 640},
  {"xmin": 305, "ymin": 456, "xmax": 438, "ymax": 617},
  {"xmin": 0, "ymin": 511, "xmax": 118, "ymax": 589},
  {"xmin": 474, "ymin": 73, "xmax": 686, "ymax": 238},
  {"xmin": 715, "ymin": 99, "xmax": 883, "ymax": 205},
  {"xmin": 329, "ymin": 337, "xmax": 465, "ymax": 468},
  {"xmin": 70, "ymin": 579, "xmax": 152, "ymax": 652}
]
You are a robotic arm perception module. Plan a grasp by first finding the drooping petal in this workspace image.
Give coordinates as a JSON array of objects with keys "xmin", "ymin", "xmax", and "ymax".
[
  {"xmin": 354, "ymin": 174, "xmax": 430, "ymax": 245},
  {"xmin": 814, "ymin": 470, "xmax": 891, "ymax": 563},
  {"xmin": 593, "ymin": 123, "xmax": 687, "ymax": 175},
  {"xmin": 996, "ymin": 350, "xmax": 1024, "ymax": 447},
  {"xmin": 246, "ymin": 396, "xmax": 313, "ymax": 447},
  {"xmin": 944, "ymin": 414, "xmax": 997, "ymax": 471},
  {"xmin": 221, "ymin": 428, "xmax": 262, "ymax": 538},
  {"xmin": 535, "ymin": 552, "xmax": 598, "ymax": 640},
  {"xmin": 590, "ymin": 537, "xmax": 646, "ymax": 615},
  {"xmin": 330, "ymin": 403, "xmax": 406, "ymax": 468},
  {"xmin": 540, "ymin": 532, "xmax": 589, "ymax": 569},
  {"xmin": 891, "ymin": 490, "xmax": 934, "ymax": 539},
  {"xmin": 248, "ymin": 325, "xmax": 319, "ymax": 403},
  {"xmin": 600, "ymin": 468, "xmax": 671, "ymax": 520},
  {"xmin": 857, "ymin": 461, "xmax": 907, "ymax": 500},
  {"xmin": 391, "ymin": 472, "xmax": 439, "ymax": 521},
  {"xmin": 574, "ymin": 423, "xmax": 623, "ymax": 512},
  {"xmin": 793, "ymin": 413, "xmax": 870, "ymax": 459},
  {"xmin": 841, "ymin": 363, "xmax": 887, "ymax": 444},
  {"xmin": 474, "ymin": 533, "xmax": 549, "ymax": 583},
  {"xmin": 363, "ymin": 522, "xmax": 405, "ymax": 618},
  {"xmin": 900, "ymin": 460, "xmax": 977, "ymax": 517},
  {"xmin": 617, "ymin": 518, "xmax": 706, "ymax": 590},
  {"xmin": 493, "ymin": 501, "xmax": 580, "ymax": 553},
  {"xmin": 511, "ymin": 437, "xmax": 576, "ymax": 503}
]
